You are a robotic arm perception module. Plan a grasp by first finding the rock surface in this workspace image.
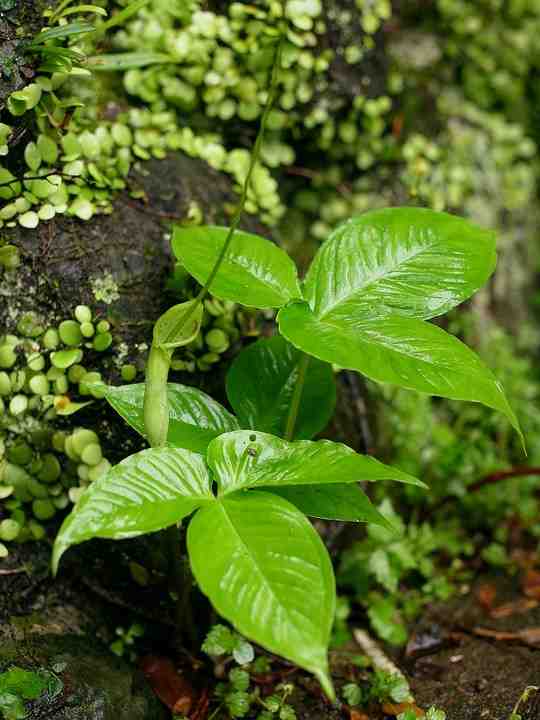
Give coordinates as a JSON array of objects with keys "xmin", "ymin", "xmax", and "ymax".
[{"xmin": 0, "ymin": 629, "xmax": 168, "ymax": 719}]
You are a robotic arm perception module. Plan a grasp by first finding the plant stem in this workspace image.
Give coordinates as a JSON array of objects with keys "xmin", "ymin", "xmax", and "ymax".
[
  {"xmin": 143, "ymin": 344, "xmax": 171, "ymax": 448},
  {"xmin": 196, "ymin": 40, "xmax": 283, "ymax": 302},
  {"xmin": 140, "ymin": 32, "xmax": 284, "ymax": 648},
  {"xmin": 168, "ymin": 527, "xmax": 198, "ymax": 649},
  {"xmin": 284, "ymin": 353, "xmax": 310, "ymax": 441},
  {"xmin": 510, "ymin": 685, "xmax": 538, "ymax": 718},
  {"xmin": 143, "ymin": 33, "xmax": 283, "ymax": 444},
  {"xmin": 178, "ymin": 33, "xmax": 285, "ymax": 334}
]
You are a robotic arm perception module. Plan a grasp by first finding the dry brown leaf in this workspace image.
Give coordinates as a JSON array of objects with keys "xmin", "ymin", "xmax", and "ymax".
[
  {"xmin": 523, "ymin": 569, "xmax": 540, "ymax": 600},
  {"xmin": 349, "ymin": 710, "xmax": 370, "ymax": 720},
  {"xmin": 472, "ymin": 626, "xmax": 540, "ymax": 647},
  {"xmin": 476, "ymin": 583, "xmax": 497, "ymax": 611},
  {"xmin": 140, "ymin": 655, "xmax": 195, "ymax": 714},
  {"xmin": 382, "ymin": 702, "xmax": 425, "ymax": 717},
  {"xmin": 490, "ymin": 598, "xmax": 538, "ymax": 618}
]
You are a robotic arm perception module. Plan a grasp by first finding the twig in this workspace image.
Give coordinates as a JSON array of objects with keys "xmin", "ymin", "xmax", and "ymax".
[
  {"xmin": 353, "ymin": 628, "xmax": 409, "ymax": 685},
  {"xmin": 468, "ymin": 466, "xmax": 540, "ymax": 493},
  {"xmin": 429, "ymin": 466, "xmax": 540, "ymax": 515},
  {"xmin": 0, "ymin": 169, "xmax": 105, "ymax": 191}
]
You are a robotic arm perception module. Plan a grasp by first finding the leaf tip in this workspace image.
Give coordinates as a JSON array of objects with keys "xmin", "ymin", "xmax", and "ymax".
[
  {"xmin": 519, "ymin": 430, "xmax": 527, "ymax": 457},
  {"xmin": 314, "ymin": 667, "xmax": 336, "ymax": 703},
  {"xmin": 51, "ymin": 541, "xmax": 66, "ymax": 577},
  {"xmin": 380, "ymin": 516, "xmax": 402, "ymax": 536},
  {"xmin": 392, "ymin": 467, "xmax": 428, "ymax": 490},
  {"xmin": 504, "ymin": 401, "xmax": 526, "ymax": 456}
]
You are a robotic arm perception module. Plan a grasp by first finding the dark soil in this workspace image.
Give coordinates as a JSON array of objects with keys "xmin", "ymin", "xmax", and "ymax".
[
  {"xmin": 0, "ymin": 0, "xmax": 45, "ymax": 104},
  {"xmin": 3, "ymin": 535, "xmax": 540, "ymax": 720},
  {"xmin": 2, "ymin": 151, "xmax": 268, "ymax": 348},
  {"xmin": 406, "ymin": 574, "xmax": 540, "ymax": 719}
]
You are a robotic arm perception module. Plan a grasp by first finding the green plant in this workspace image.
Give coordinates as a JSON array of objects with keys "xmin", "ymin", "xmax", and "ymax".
[
  {"xmin": 209, "ymin": 668, "xmax": 296, "ymax": 720},
  {"xmin": 339, "ymin": 499, "xmax": 472, "ymax": 645},
  {"xmin": 51, "ymin": 203, "xmax": 519, "ymax": 699},
  {"xmin": 509, "ymin": 686, "xmax": 539, "ymax": 719},
  {"xmin": 0, "ymin": 666, "xmax": 62, "ymax": 720},
  {"xmin": 202, "ymin": 624, "xmax": 303, "ymax": 719},
  {"xmin": 0, "ymin": 303, "xmax": 120, "ymax": 558},
  {"xmin": 203, "ymin": 624, "xmax": 255, "ymax": 667},
  {"xmin": 109, "ymin": 622, "xmax": 145, "ymax": 660},
  {"xmin": 399, "ymin": 709, "xmax": 446, "ymax": 720},
  {"xmin": 50, "ymin": 24, "xmax": 519, "ymax": 702},
  {"xmin": 342, "ymin": 669, "xmax": 411, "ymax": 706}
]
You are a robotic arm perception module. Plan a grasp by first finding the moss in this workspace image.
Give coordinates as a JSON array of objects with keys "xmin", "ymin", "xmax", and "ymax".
[{"xmin": 91, "ymin": 273, "xmax": 120, "ymax": 305}]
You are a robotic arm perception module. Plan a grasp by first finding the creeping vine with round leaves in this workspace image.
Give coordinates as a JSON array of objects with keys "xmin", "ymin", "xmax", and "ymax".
[{"xmin": 51, "ymin": 32, "xmax": 522, "ymax": 703}]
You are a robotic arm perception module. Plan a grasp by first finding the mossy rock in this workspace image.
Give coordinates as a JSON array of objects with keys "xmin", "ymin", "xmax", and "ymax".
[
  {"xmin": 1, "ymin": 151, "xmax": 267, "ymax": 348},
  {"xmin": 0, "ymin": 629, "xmax": 168, "ymax": 720},
  {"xmin": 0, "ymin": 0, "xmax": 48, "ymax": 105}
]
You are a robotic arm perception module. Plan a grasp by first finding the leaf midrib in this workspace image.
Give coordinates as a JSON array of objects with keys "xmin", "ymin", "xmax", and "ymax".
[
  {"xmin": 314, "ymin": 233, "xmax": 469, "ymax": 320},
  {"xmin": 216, "ymin": 499, "xmax": 320, "ymax": 640},
  {"xmin": 220, "ymin": 250, "xmax": 299, "ymax": 302},
  {"xmin": 322, "ymin": 315, "xmax": 491, "ymax": 381}
]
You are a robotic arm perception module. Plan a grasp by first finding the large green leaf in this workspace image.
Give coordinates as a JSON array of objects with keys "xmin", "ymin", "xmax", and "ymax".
[
  {"xmin": 188, "ymin": 492, "xmax": 335, "ymax": 698},
  {"xmin": 226, "ymin": 336, "xmax": 336, "ymax": 440},
  {"xmin": 172, "ymin": 225, "xmax": 302, "ymax": 308},
  {"xmin": 53, "ymin": 447, "xmax": 213, "ymax": 573},
  {"xmin": 304, "ymin": 208, "xmax": 496, "ymax": 322},
  {"xmin": 207, "ymin": 430, "xmax": 423, "ymax": 495},
  {"xmin": 267, "ymin": 484, "xmax": 396, "ymax": 531},
  {"xmin": 278, "ymin": 302, "xmax": 521, "ymax": 440},
  {"xmin": 94, "ymin": 382, "xmax": 239, "ymax": 453}
]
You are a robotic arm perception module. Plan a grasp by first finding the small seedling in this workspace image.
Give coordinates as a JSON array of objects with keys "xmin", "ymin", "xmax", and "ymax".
[
  {"xmin": 203, "ymin": 625, "xmax": 255, "ymax": 668},
  {"xmin": 110, "ymin": 623, "xmax": 145, "ymax": 661},
  {"xmin": 509, "ymin": 685, "xmax": 539, "ymax": 719},
  {"xmin": 342, "ymin": 669, "xmax": 411, "ymax": 707},
  {"xmin": 0, "ymin": 666, "xmax": 62, "ymax": 720}
]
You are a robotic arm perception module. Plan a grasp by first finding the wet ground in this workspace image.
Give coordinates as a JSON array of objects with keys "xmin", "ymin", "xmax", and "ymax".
[
  {"xmin": 1, "ymin": 545, "xmax": 539, "ymax": 719},
  {"xmin": 405, "ymin": 574, "xmax": 540, "ymax": 719}
]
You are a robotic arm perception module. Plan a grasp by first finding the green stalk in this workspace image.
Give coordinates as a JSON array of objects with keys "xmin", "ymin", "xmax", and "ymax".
[
  {"xmin": 143, "ymin": 33, "xmax": 284, "ymax": 444},
  {"xmin": 177, "ymin": 33, "xmax": 285, "ymax": 334},
  {"xmin": 143, "ymin": 345, "xmax": 171, "ymax": 448},
  {"xmin": 194, "ymin": 37, "xmax": 284, "ymax": 304},
  {"xmin": 140, "ymin": 33, "xmax": 285, "ymax": 647},
  {"xmin": 284, "ymin": 353, "xmax": 310, "ymax": 441}
]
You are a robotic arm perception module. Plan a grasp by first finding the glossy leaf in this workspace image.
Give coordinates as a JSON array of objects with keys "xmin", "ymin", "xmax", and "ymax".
[
  {"xmin": 172, "ymin": 225, "xmax": 302, "ymax": 308},
  {"xmin": 53, "ymin": 447, "xmax": 213, "ymax": 573},
  {"xmin": 226, "ymin": 336, "xmax": 335, "ymax": 440},
  {"xmin": 304, "ymin": 208, "xmax": 496, "ymax": 322},
  {"xmin": 95, "ymin": 382, "xmax": 239, "ymax": 453},
  {"xmin": 207, "ymin": 430, "xmax": 424, "ymax": 495},
  {"xmin": 268, "ymin": 484, "xmax": 397, "ymax": 531},
  {"xmin": 188, "ymin": 492, "xmax": 335, "ymax": 698},
  {"xmin": 153, "ymin": 300, "xmax": 203, "ymax": 351},
  {"xmin": 278, "ymin": 302, "xmax": 521, "ymax": 440}
]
